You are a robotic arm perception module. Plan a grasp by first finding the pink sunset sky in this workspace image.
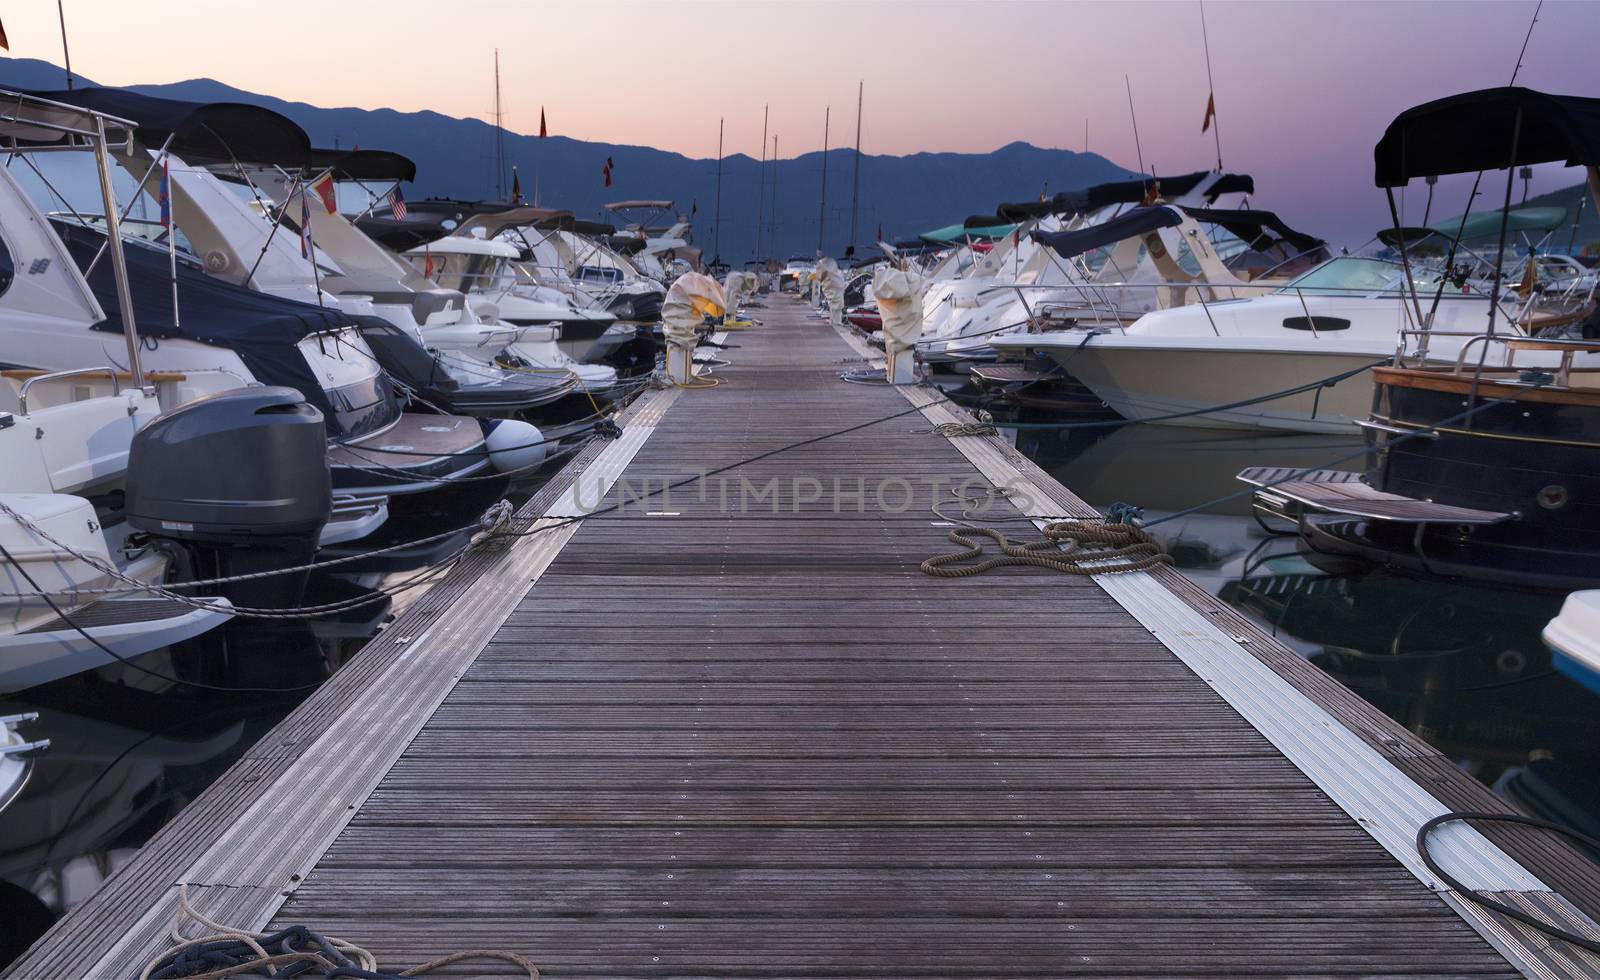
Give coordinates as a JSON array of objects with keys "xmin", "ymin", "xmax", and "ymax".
[{"xmin": 2, "ymin": 0, "xmax": 1594, "ymax": 246}]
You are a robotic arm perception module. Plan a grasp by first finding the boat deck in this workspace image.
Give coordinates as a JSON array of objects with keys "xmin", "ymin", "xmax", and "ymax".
[{"xmin": 10, "ymin": 298, "xmax": 1600, "ymax": 978}]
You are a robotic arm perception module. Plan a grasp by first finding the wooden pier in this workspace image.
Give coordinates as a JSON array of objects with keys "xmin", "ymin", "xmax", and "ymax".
[{"xmin": 10, "ymin": 297, "xmax": 1600, "ymax": 978}]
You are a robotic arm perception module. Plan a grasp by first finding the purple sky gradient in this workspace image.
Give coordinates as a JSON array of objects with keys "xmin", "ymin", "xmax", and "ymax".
[{"xmin": 3, "ymin": 0, "xmax": 1594, "ymax": 246}]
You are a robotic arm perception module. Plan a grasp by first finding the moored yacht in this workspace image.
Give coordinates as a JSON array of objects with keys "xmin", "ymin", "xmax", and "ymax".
[{"xmin": 1244, "ymin": 87, "xmax": 1600, "ymax": 589}]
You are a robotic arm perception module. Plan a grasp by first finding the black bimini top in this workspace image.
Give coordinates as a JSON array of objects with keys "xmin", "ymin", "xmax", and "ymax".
[
  {"xmin": 355, "ymin": 215, "xmax": 452, "ymax": 251},
  {"xmin": 308, "ymin": 148, "xmax": 417, "ymax": 182},
  {"xmin": 1031, "ymin": 206, "xmax": 1183, "ymax": 259},
  {"xmin": 27, "ymin": 87, "xmax": 311, "ymax": 166},
  {"xmin": 1374, "ymin": 87, "xmax": 1600, "ymax": 186},
  {"xmin": 1180, "ymin": 207, "xmax": 1325, "ymax": 255},
  {"xmin": 995, "ymin": 199, "xmax": 1060, "ymax": 221},
  {"xmin": 1049, "ymin": 172, "xmax": 1255, "ymax": 214}
]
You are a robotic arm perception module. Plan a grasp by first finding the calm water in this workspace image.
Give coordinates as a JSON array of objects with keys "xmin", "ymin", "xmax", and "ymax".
[
  {"xmin": 1017, "ymin": 421, "xmax": 1600, "ymax": 839},
  {"xmin": 0, "ymin": 465, "xmax": 554, "ymax": 967},
  {"xmin": 3, "ymin": 417, "xmax": 1598, "ymax": 967}
]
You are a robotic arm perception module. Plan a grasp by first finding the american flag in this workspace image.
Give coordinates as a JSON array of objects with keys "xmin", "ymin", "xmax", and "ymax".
[
  {"xmin": 300, "ymin": 191, "xmax": 312, "ymax": 259},
  {"xmin": 389, "ymin": 186, "xmax": 408, "ymax": 220},
  {"xmin": 158, "ymin": 156, "xmax": 172, "ymax": 229}
]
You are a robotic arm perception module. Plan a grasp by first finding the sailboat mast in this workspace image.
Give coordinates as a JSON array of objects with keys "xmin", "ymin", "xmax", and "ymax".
[
  {"xmin": 755, "ymin": 105, "xmax": 768, "ymax": 261},
  {"xmin": 713, "ymin": 117, "xmax": 724, "ymax": 267},
  {"xmin": 493, "ymin": 49, "xmax": 506, "ymax": 200},
  {"xmin": 848, "ymin": 81, "xmax": 862, "ymax": 254},
  {"xmin": 770, "ymin": 134, "xmax": 779, "ymax": 259},
  {"xmin": 816, "ymin": 106, "xmax": 829, "ymax": 256}
]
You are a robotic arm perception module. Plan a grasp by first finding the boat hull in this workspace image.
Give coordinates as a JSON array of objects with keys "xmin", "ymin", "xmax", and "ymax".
[
  {"xmin": 1332, "ymin": 367, "xmax": 1600, "ymax": 590},
  {"xmin": 1056, "ymin": 341, "xmax": 1383, "ymax": 433}
]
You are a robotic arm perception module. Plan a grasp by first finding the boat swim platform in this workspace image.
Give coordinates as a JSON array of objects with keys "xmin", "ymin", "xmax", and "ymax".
[{"xmin": 10, "ymin": 299, "xmax": 1600, "ymax": 978}]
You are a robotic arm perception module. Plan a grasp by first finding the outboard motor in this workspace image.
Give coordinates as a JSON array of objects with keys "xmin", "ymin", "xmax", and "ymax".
[{"xmin": 126, "ymin": 387, "xmax": 332, "ymax": 612}]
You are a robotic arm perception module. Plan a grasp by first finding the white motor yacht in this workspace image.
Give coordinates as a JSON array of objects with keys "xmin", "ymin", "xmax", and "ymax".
[
  {"xmin": 993, "ymin": 252, "xmax": 1593, "ymax": 433},
  {"xmin": 407, "ymin": 236, "xmax": 622, "ymax": 398}
]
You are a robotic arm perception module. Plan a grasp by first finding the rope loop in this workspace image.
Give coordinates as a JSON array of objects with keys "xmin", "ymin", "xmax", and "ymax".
[{"xmin": 921, "ymin": 520, "xmax": 1171, "ymax": 578}]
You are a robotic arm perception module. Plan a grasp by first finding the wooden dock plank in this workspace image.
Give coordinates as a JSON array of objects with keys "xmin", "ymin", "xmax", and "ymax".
[
  {"xmin": 16, "ymin": 296, "xmax": 1595, "ymax": 978},
  {"xmin": 259, "ymin": 300, "xmax": 1535, "ymax": 978}
]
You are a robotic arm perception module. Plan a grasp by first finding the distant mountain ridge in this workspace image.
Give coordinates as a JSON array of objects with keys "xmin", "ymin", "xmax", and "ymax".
[{"xmin": 0, "ymin": 57, "xmax": 1137, "ymax": 262}]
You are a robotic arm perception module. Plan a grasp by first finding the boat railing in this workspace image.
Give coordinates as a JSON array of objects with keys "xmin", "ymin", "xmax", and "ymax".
[
  {"xmin": 1442, "ymin": 333, "xmax": 1600, "ymax": 385},
  {"xmin": 17, "ymin": 367, "xmax": 126, "ymax": 415}
]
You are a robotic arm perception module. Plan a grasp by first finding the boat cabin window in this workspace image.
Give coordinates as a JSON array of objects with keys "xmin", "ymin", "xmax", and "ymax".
[
  {"xmin": 577, "ymin": 265, "xmax": 622, "ymax": 285},
  {"xmin": 1278, "ymin": 256, "xmax": 1403, "ymax": 296},
  {"xmin": 0, "ymin": 232, "xmax": 12, "ymax": 299}
]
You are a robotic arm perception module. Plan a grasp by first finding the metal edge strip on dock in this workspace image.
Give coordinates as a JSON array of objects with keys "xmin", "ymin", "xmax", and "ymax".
[
  {"xmin": 4, "ymin": 380, "xmax": 687, "ymax": 979},
  {"xmin": 831, "ymin": 321, "xmax": 1600, "ymax": 978}
]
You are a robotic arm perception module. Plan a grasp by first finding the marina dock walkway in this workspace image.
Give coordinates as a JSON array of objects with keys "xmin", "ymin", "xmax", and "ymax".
[{"xmin": 10, "ymin": 298, "xmax": 1600, "ymax": 978}]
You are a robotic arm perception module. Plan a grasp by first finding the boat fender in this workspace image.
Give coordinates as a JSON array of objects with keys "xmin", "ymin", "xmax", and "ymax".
[{"xmin": 484, "ymin": 418, "xmax": 547, "ymax": 473}]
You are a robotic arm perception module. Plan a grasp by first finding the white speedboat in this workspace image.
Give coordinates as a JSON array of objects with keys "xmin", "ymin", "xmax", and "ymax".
[
  {"xmin": 235, "ymin": 164, "xmax": 576, "ymax": 417},
  {"xmin": 1547, "ymin": 592, "xmax": 1600, "ymax": 695},
  {"xmin": 448, "ymin": 207, "xmax": 648, "ymax": 361},
  {"xmin": 0, "ymin": 93, "xmax": 243, "ymax": 689},
  {"xmin": 0, "ymin": 713, "xmax": 45, "ymax": 815},
  {"xmin": 992, "ymin": 252, "xmax": 1585, "ymax": 433},
  {"xmin": 407, "ymin": 236, "xmax": 622, "ymax": 398}
]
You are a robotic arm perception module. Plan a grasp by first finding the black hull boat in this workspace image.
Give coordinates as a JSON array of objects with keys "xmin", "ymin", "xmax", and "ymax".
[
  {"xmin": 1301, "ymin": 362, "xmax": 1600, "ymax": 591},
  {"xmin": 1243, "ymin": 86, "xmax": 1600, "ymax": 593}
]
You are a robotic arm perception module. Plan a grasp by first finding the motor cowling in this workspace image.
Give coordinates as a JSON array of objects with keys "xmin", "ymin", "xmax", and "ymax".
[{"xmin": 126, "ymin": 387, "xmax": 332, "ymax": 611}]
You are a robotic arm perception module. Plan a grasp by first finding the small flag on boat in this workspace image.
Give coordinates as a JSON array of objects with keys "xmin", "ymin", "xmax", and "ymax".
[
  {"xmin": 388, "ymin": 186, "xmax": 407, "ymax": 220},
  {"xmin": 1141, "ymin": 181, "xmax": 1161, "ymax": 206},
  {"xmin": 423, "ymin": 243, "xmax": 434, "ymax": 279},
  {"xmin": 875, "ymin": 224, "xmax": 882, "ymax": 242},
  {"xmin": 511, "ymin": 167, "xmax": 521, "ymax": 205},
  {"xmin": 539, "ymin": 107, "xmax": 548, "ymax": 138},
  {"xmin": 300, "ymin": 191, "xmax": 312, "ymax": 259},
  {"xmin": 310, "ymin": 172, "xmax": 339, "ymax": 215},
  {"xmin": 0, "ymin": 18, "xmax": 9, "ymax": 50},
  {"xmin": 158, "ymin": 156, "xmax": 172, "ymax": 229},
  {"xmin": 1201, "ymin": 91, "xmax": 1217, "ymax": 133},
  {"xmin": 602, "ymin": 156, "xmax": 614, "ymax": 188}
]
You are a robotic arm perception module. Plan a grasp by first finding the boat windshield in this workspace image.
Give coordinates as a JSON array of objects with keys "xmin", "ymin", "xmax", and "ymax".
[{"xmin": 1278, "ymin": 256, "xmax": 1404, "ymax": 296}]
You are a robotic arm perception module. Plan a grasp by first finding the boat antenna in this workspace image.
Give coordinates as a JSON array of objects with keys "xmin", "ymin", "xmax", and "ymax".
[
  {"xmin": 755, "ymin": 104, "xmax": 768, "ymax": 260},
  {"xmin": 713, "ymin": 117, "xmax": 723, "ymax": 268},
  {"xmin": 1124, "ymin": 75, "xmax": 1145, "ymax": 179},
  {"xmin": 1084, "ymin": 119, "xmax": 1088, "ymax": 154},
  {"xmin": 493, "ymin": 49, "xmax": 505, "ymax": 201},
  {"xmin": 1199, "ymin": 0, "xmax": 1223, "ymax": 171},
  {"xmin": 1416, "ymin": 0, "xmax": 1544, "ymax": 335},
  {"xmin": 1509, "ymin": 0, "xmax": 1542, "ymax": 86},
  {"xmin": 847, "ymin": 80, "xmax": 863, "ymax": 257},
  {"xmin": 57, "ymin": 1, "xmax": 74, "ymax": 90},
  {"xmin": 817, "ymin": 106, "xmax": 829, "ymax": 257}
]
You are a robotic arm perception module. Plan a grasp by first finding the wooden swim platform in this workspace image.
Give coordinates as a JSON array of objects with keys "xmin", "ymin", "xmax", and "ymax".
[{"xmin": 10, "ymin": 298, "xmax": 1600, "ymax": 978}]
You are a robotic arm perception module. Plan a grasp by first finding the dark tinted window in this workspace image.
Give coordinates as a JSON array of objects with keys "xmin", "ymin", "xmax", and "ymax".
[{"xmin": 0, "ymin": 233, "xmax": 13, "ymax": 298}]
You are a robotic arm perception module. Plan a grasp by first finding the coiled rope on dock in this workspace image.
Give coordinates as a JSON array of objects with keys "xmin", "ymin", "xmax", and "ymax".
[
  {"xmin": 141, "ymin": 885, "xmax": 537, "ymax": 979},
  {"xmin": 921, "ymin": 520, "xmax": 1169, "ymax": 577}
]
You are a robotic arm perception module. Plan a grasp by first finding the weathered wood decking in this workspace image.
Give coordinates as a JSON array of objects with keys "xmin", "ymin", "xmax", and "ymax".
[{"xmin": 9, "ymin": 297, "xmax": 1600, "ymax": 978}]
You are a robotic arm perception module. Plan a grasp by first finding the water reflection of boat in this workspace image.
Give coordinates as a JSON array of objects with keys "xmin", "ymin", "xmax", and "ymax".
[
  {"xmin": 1027, "ymin": 424, "xmax": 1364, "ymax": 517},
  {"xmin": 1021, "ymin": 411, "xmax": 1600, "ymax": 870},
  {"xmin": 1221, "ymin": 559, "xmax": 1595, "ymax": 768},
  {"xmin": 0, "ymin": 701, "xmax": 249, "ymax": 928}
]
